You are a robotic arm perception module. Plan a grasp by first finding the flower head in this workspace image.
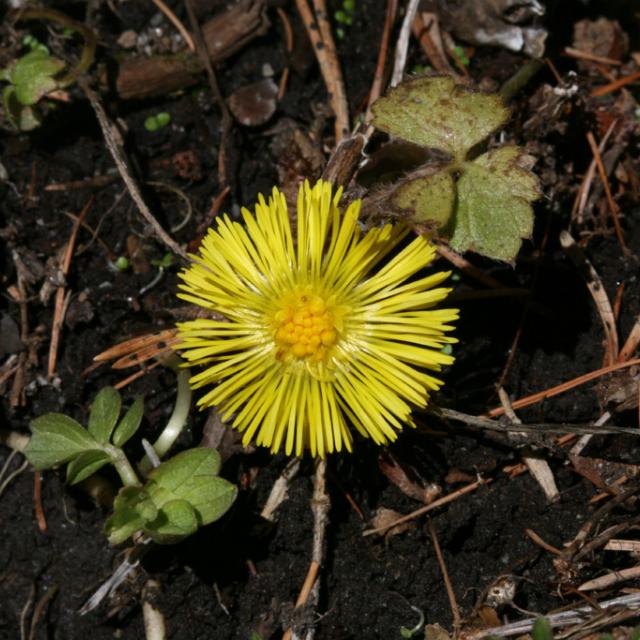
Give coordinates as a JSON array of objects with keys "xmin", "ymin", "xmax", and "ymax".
[{"xmin": 176, "ymin": 180, "xmax": 458, "ymax": 457}]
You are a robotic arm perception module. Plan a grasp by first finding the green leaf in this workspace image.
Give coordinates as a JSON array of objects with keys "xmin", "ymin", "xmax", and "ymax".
[
  {"xmin": 450, "ymin": 146, "xmax": 538, "ymax": 262},
  {"xmin": 66, "ymin": 449, "xmax": 111, "ymax": 485},
  {"xmin": 88, "ymin": 387, "xmax": 122, "ymax": 444},
  {"xmin": 104, "ymin": 486, "xmax": 155, "ymax": 545},
  {"xmin": 14, "ymin": 74, "xmax": 57, "ymax": 106},
  {"xmin": 11, "ymin": 50, "xmax": 65, "ymax": 85},
  {"xmin": 145, "ymin": 499, "xmax": 198, "ymax": 544},
  {"xmin": 147, "ymin": 448, "xmax": 236, "ymax": 526},
  {"xmin": 112, "ymin": 397, "xmax": 144, "ymax": 447},
  {"xmin": 26, "ymin": 413, "xmax": 98, "ymax": 469},
  {"xmin": 391, "ymin": 169, "xmax": 456, "ymax": 229},
  {"xmin": 371, "ymin": 76, "xmax": 510, "ymax": 162}
]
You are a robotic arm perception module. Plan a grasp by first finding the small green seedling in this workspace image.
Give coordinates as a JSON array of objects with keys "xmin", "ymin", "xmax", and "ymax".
[
  {"xmin": 144, "ymin": 112, "xmax": 172, "ymax": 132},
  {"xmin": 334, "ymin": 0, "xmax": 356, "ymax": 39},
  {"xmin": 451, "ymin": 45, "xmax": 470, "ymax": 67},
  {"xmin": 25, "ymin": 385, "xmax": 237, "ymax": 545},
  {"xmin": 1, "ymin": 48, "xmax": 66, "ymax": 130},
  {"xmin": 114, "ymin": 256, "xmax": 130, "ymax": 272},
  {"xmin": 371, "ymin": 76, "xmax": 540, "ymax": 262}
]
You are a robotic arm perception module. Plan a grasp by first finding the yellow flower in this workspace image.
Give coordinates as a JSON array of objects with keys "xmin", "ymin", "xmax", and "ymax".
[{"xmin": 176, "ymin": 180, "xmax": 458, "ymax": 458}]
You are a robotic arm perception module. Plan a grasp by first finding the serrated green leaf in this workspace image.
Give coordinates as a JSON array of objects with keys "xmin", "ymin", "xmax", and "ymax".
[
  {"xmin": 104, "ymin": 486, "xmax": 155, "ymax": 545},
  {"xmin": 450, "ymin": 146, "xmax": 538, "ymax": 262},
  {"xmin": 14, "ymin": 74, "xmax": 57, "ymax": 106},
  {"xmin": 88, "ymin": 387, "xmax": 122, "ymax": 444},
  {"xmin": 66, "ymin": 449, "xmax": 111, "ymax": 485},
  {"xmin": 372, "ymin": 76, "xmax": 510, "ymax": 162},
  {"xmin": 391, "ymin": 169, "xmax": 456, "ymax": 228},
  {"xmin": 11, "ymin": 50, "xmax": 65, "ymax": 86},
  {"xmin": 145, "ymin": 499, "xmax": 198, "ymax": 544},
  {"xmin": 147, "ymin": 448, "xmax": 236, "ymax": 526},
  {"xmin": 26, "ymin": 413, "xmax": 98, "ymax": 469},
  {"xmin": 112, "ymin": 396, "xmax": 144, "ymax": 447}
]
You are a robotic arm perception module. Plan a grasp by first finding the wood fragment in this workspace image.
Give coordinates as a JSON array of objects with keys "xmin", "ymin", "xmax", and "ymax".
[
  {"xmin": 591, "ymin": 70, "xmax": 640, "ymax": 97},
  {"xmin": 564, "ymin": 47, "xmax": 623, "ymax": 66}
]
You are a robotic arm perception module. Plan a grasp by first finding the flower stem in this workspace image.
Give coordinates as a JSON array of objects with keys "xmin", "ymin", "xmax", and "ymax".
[
  {"xmin": 138, "ymin": 364, "xmax": 192, "ymax": 475},
  {"xmin": 107, "ymin": 446, "xmax": 141, "ymax": 487}
]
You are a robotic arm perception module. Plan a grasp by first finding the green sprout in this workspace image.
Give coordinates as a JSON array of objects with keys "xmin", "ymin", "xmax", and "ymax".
[
  {"xmin": 144, "ymin": 112, "xmax": 172, "ymax": 132},
  {"xmin": 115, "ymin": 256, "xmax": 130, "ymax": 272},
  {"xmin": 24, "ymin": 380, "xmax": 237, "ymax": 545},
  {"xmin": 452, "ymin": 45, "xmax": 470, "ymax": 67},
  {"xmin": 1, "ymin": 48, "xmax": 66, "ymax": 130},
  {"xmin": 334, "ymin": 0, "xmax": 356, "ymax": 40}
]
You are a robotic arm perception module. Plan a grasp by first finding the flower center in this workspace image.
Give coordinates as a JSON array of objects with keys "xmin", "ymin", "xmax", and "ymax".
[{"xmin": 273, "ymin": 293, "xmax": 338, "ymax": 362}]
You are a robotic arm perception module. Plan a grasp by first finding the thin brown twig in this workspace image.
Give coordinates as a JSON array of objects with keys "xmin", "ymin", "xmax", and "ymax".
[
  {"xmin": 183, "ymin": 0, "xmax": 233, "ymax": 187},
  {"xmin": 364, "ymin": 0, "xmax": 398, "ymax": 127},
  {"xmin": 434, "ymin": 242, "xmax": 505, "ymax": 289},
  {"xmin": 427, "ymin": 518, "xmax": 461, "ymax": 630},
  {"xmin": 618, "ymin": 315, "xmax": 640, "ymax": 362},
  {"xmin": 591, "ymin": 69, "xmax": 640, "ymax": 97},
  {"xmin": 487, "ymin": 358, "xmax": 640, "ymax": 418},
  {"xmin": 48, "ymin": 199, "xmax": 92, "ymax": 379},
  {"xmin": 80, "ymin": 79, "xmax": 188, "ymax": 261},
  {"xmin": 150, "ymin": 0, "xmax": 195, "ymax": 52},
  {"xmin": 283, "ymin": 459, "xmax": 330, "ymax": 640},
  {"xmin": 411, "ymin": 12, "xmax": 458, "ymax": 77},
  {"xmin": 276, "ymin": 8, "xmax": 293, "ymax": 100},
  {"xmin": 563, "ymin": 47, "xmax": 623, "ymax": 66},
  {"xmin": 585, "ymin": 130, "xmax": 628, "ymax": 254},
  {"xmin": 560, "ymin": 230, "xmax": 619, "ymax": 366},
  {"xmin": 295, "ymin": 0, "xmax": 349, "ymax": 141},
  {"xmin": 33, "ymin": 472, "xmax": 47, "ymax": 532},
  {"xmin": 363, "ymin": 476, "xmax": 489, "ymax": 536},
  {"xmin": 524, "ymin": 528, "xmax": 563, "ymax": 555},
  {"xmin": 572, "ymin": 119, "xmax": 617, "ymax": 224}
]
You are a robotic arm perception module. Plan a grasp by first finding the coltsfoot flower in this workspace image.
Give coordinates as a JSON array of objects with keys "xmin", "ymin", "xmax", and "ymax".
[{"xmin": 176, "ymin": 180, "xmax": 458, "ymax": 457}]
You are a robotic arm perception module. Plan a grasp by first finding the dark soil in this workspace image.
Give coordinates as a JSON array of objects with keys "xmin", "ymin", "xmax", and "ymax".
[{"xmin": 2, "ymin": 1, "xmax": 640, "ymax": 639}]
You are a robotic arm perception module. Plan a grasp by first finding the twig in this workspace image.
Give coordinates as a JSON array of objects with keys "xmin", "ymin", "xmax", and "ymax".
[
  {"xmin": 261, "ymin": 458, "xmax": 301, "ymax": 522},
  {"xmin": 498, "ymin": 387, "xmax": 559, "ymax": 502},
  {"xmin": 435, "ymin": 406, "xmax": 640, "ymax": 438},
  {"xmin": 79, "ymin": 79, "xmax": 188, "ymax": 261},
  {"xmin": 295, "ymin": 0, "xmax": 349, "ymax": 141},
  {"xmin": 486, "ymin": 357, "xmax": 640, "ymax": 418},
  {"xmin": 142, "ymin": 579, "xmax": 167, "ymax": 640},
  {"xmin": 390, "ymin": 0, "xmax": 420, "ymax": 87},
  {"xmin": 411, "ymin": 12, "xmax": 458, "ymax": 78},
  {"xmin": 585, "ymin": 131, "xmax": 628, "ymax": 254},
  {"xmin": 428, "ymin": 518, "xmax": 461, "ymax": 630},
  {"xmin": 604, "ymin": 539, "xmax": 640, "ymax": 552},
  {"xmin": 33, "ymin": 472, "xmax": 47, "ymax": 532},
  {"xmin": 276, "ymin": 8, "xmax": 294, "ymax": 99},
  {"xmin": 27, "ymin": 586, "xmax": 58, "ymax": 640},
  {"xmin": 363, "ymin": 476, "xmax": 488, "ymax": 537},
  {"xmin": 524, "ymin": 528, "xmax": 562, "ymax": 555},
  {"xmin": 19, "ymin": 583, "xmax": 36, "ymax": 640},
  {"xmin": 469, "ymin": 592, "xmax": 640, "ymax": 639},
  {"xmin": 434, "ymin": 243, "xmax": 506, "ymax": 290},
  {"xmin": 364, "ymin": 0, "xmax": 398, "ymax": 127},
  {"xmin": 151, "ymin": 0, "xmax": 195, "ymax": 52},
  {"xmin": 47, "ymin": 199, "xmax": 90, "ymax": 379},
  {"xmin": 283, "ymin": 459, "xmax": 330, "ymax": 640},
  {"xmin": 591, "ymin": 70, "xmax": 640, "ymax": 97},
  {"xmin": 0, "ymin": 458, "xmax": 29, "ymax": 499},
  {"xmin": 564, "ymin": 47, "xmax": 622, "ymax": 66},
  {"xmin": 579, "ymin": 566, "xmax": 640, "ymax": 592},
  {"xmin": 619, "ymin": 315, "xmax": 640, "ymax": 362},
  {"xmin": 183, "ymin": 0, "xmax": 232, "ymax": 187},
  {"xmin": 572, "ymin": 119, "xmax": 617, "ymax": 225},
  {"xmin": 560, "ymin": 230, "xmax": 619, "ymax": 365}
]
